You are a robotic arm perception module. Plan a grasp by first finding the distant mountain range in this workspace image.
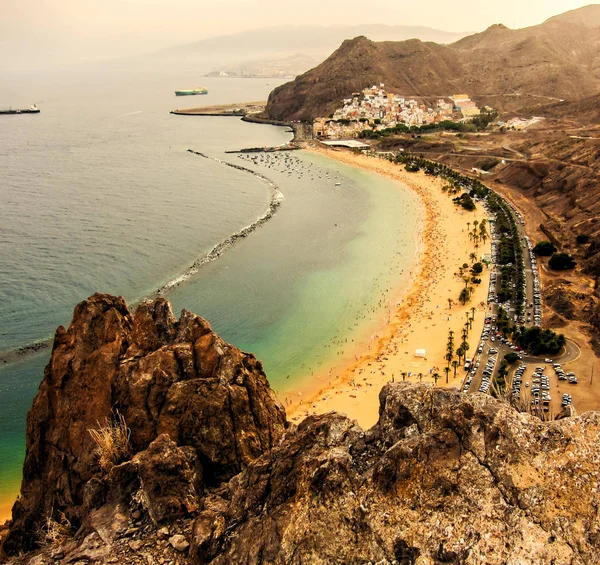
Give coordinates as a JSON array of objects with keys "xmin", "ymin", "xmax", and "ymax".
[
  {"xmin": 264, "ymin": 5, "xmax": 600, "ymax": 121},
  {"xmin": 204, "ymin": 53, "xmax": 323, "ymax": 79},
  {"xmin": 152, "ymin": 24, "xmax": 471, "ymax": 75}
]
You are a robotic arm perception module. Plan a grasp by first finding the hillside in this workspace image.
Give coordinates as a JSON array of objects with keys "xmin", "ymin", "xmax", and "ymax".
[
  {"xmin": 4, "ymin": 295, "xmax": 600, "ymax": 564},
  {"xmin": 265, "ymin": 36, "xmax": 464, "ymax": 121},
  {"xmin": 264, "ymin": 5, "xmax": 600, "ymax": 121},
  {"xmin": 529, "ymin": 93, "xmax": 600, "ymax": 125}
]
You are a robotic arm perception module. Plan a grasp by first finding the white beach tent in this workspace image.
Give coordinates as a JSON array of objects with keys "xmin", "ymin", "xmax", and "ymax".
[{"xmin": 415, "ymin": 349, "xmax": 427, "ymax": 358}]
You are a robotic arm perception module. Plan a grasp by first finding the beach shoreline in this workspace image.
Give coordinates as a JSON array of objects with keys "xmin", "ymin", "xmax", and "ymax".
[
  {"xmin": 282, "ymin": 146, "xmax": 492, "ymax": 429},
  {"xmin": 0, "ymin": 145, "xmax": 491, "ymax": 526}
]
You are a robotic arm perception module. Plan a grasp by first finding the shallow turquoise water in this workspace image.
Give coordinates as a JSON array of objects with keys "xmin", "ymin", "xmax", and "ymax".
[{"xmin": 0, "ymin": 68, "xmax": 423, "ymax": 509}]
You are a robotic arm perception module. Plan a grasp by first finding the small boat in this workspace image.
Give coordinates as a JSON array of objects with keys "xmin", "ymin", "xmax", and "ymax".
[
  {"xmin": 0, "ymin": 104, "xmax": 40, "ymax": 115},
  {"xmin": 175, "ymin": 88, "xmax": 208, "ymax": 96},
  {"xmin": 335, "ymin": 182, "xmax": 341, "ymax": 186}
]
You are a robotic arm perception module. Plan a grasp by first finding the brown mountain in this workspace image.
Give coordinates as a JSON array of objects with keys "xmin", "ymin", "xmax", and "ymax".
[{"xmin": 264, "ymin": 5, "xmax": 600, "ymax": 121}]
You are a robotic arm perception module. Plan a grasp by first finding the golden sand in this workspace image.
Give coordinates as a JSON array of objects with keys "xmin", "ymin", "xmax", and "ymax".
[{"xmin": 284, "ymin": 147, "xmax": 492, "ymax": 429}]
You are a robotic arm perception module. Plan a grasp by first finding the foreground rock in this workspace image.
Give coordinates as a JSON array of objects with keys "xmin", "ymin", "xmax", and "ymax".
[
  {"xmin": 191, "ymin": 385, "xmax": 600, "ymax": 564},
  {"xmin": 3, "ymin": 295, "xmax": 600, "ymax": 564},
  {"xmin": 3, "ymin": 293, "xmax": 287, "ymax": 554}
]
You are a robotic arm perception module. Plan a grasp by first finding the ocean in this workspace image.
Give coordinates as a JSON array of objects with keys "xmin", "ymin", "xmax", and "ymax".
[{"xmin": 0, "ymin": 66, "xmax": 422, "ymax": 514}]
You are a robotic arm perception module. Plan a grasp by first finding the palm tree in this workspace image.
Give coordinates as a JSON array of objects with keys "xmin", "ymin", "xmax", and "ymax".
[
  {"xmin": 418, "ymin": 372, "xmax": 423, "ymax": 383},
  {"xmin": 456, "ymin": 346, "xmax": 465, "ymax": 364},
  {"xmin": 452, "ymin": 359, "xmax": 459, "ymax": 377},
  {"xmin": 480, "ymin": 223, "xmax": 488, "ymax": 245},
  {"xmin": 445, "ymin": 351, "xmax": 453, "ymax": 367},
  {"xmin": 469, "ymin": 252, "xmax": 477, "ymax": 264},
  {"xmin": 432, "ymin": 373, "xmax": 441, "ymax": 386},
  {"xmin": 444, "ymin": 366, "xmax": 451, "ymax": 384},
  {"xmin": 447, "ymin": 298, "xmax": 453, "ymax": 309},
  {"xmin": 467, "ymin": 221, "xmax": 471, "ymax": 234},
  {"xmin": 401, "ymin": 371, "xmax": 407, "ymax": 382}
]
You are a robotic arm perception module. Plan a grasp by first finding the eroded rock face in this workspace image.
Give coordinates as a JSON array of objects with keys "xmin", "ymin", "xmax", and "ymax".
[
  {"xmin": 5, "ymin": 294, "xmax": 287, "ymax": 553},
  {"xmin": 193, "ymin": 384, "xmax": 600, "ymax": 565},
  {"xmin": 6, "ymin": 294, "xmax": 600, "ymax": 564}
]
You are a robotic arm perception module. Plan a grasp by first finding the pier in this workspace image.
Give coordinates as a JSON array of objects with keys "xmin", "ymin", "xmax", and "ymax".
[
  {"xmin": 225, "ymin": 143, "xmax": 300, "ymax": 154},
  {"xmin": 170, "ymin": 101, "xmax": 266, "ymax": 117}
]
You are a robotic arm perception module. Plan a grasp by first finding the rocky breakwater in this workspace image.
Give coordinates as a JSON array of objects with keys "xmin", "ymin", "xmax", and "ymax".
[{"xmin": 4, "ymin": 296, "xmax": 600, "ymax": 564}]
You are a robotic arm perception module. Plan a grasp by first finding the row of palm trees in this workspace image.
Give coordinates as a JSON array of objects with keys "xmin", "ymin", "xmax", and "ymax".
[{"xmin": 442, "ymin": 309, "xmax": 475, "ymax": 386}]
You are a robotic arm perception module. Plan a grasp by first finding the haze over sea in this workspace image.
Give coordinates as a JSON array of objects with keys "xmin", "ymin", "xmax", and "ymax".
[{"xmin": 0, "ymin": 67, "xmax": 422, "ymax": 514}]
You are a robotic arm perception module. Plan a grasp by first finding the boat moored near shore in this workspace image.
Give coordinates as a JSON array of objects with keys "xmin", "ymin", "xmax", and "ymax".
[{"xmin": 0, "ymin": 104, "xmax": 40, "ymax": 115}]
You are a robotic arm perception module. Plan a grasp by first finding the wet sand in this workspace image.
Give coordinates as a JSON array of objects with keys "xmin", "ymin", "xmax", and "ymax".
[{"xmin": 284, "ymin": 147, "xmax": 492, "ymax": 429}]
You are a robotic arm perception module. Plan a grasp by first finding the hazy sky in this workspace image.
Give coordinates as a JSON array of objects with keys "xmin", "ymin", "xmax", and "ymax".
[{"xmin": 1, "ymin": 0, "xmax": 596, "ymax": 69}]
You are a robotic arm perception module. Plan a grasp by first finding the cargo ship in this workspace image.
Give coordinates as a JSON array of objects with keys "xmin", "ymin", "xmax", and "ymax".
[
  {"xmin": 174, "ymin": 88, "xmax": 208, "ymax": 96},
  {"xmin": 0, "ymin": 104, "xmax": 40, "ymax": 115}
]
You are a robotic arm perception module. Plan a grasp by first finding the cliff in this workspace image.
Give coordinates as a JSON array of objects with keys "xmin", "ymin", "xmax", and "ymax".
[
  {"xmin": 2, "ymin": 294, "xmax": 288, "ymax": 554},
  {"xmin": 4, "ymin": 295, "xmax": 600, "ymax": 564}
]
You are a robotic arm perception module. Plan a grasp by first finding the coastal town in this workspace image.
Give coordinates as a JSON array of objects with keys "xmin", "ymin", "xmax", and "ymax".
[{"xmin": 313, "ymin": 84, "xmax": 482, "ymax": 139}]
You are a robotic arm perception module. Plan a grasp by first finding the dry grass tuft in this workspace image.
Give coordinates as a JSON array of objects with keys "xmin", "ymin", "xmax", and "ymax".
[
  {"xmin": 88, "ymin": 410, "xmax": 131, "ymax": 472},
  {"xmin": 36, "ymin": 511, "xmax": 72, "ymax": 547}
]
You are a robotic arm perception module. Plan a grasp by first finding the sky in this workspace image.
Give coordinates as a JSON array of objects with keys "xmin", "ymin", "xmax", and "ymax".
[{"xmin": 1, "ymin": 0, "xmax": 597, "ymax": 69}]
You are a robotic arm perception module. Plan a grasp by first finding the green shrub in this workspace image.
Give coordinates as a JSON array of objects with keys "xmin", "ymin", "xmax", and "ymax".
[
  {"xmin": 454, "ymin": 193, "xmax": 476, "ymax": 211},
  {"xmin": 515, "ymin": 327, "xmax": 566, "ymax": 355},
  {"xmin": 533, "ymin": 241, "xmax": 557, "ymax": 256},
  {"xmin": 549, "ymin": 253, "xmax": 576, "ymax": 270},
  {"xmin": 471, "ymin": 262, "xmax": 483, "ymax": 275}
]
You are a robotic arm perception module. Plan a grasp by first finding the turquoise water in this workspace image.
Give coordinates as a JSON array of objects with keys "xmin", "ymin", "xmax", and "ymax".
[
  {"xmin": 0, "ymin": 67, "xmax": 422, "ymax": 509},
  {"xmin": 167, "ymin": 151, "xmax": 422, "ymax": 391}
]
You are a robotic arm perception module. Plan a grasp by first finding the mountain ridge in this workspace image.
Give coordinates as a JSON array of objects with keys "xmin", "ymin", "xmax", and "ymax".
[{"xmin": 264, "ymin": 5, "xmax": 600, "ymax": 121}]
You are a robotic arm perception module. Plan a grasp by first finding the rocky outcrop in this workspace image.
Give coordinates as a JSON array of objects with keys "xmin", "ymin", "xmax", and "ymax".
[
  {"xmin": 4, "ymin": 294, "xmax": 287, "ymax": 554},
  {"xmin": 5, "ymin": 296, "xmax": 600, "ymax": 564},
  {"xmin": 190, "ymin": 384, "xmax": 600, "ymax": 564}
]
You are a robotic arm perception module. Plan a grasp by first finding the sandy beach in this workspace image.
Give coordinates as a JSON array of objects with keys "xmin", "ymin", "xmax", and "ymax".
[{"xmin": 285, "ymin": 146, "xmax": 492, "ymax": 429}]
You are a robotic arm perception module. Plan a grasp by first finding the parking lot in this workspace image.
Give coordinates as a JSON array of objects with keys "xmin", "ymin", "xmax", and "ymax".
[{"xmin": 462, "ymin": 197, "xmax": 580, "ymax": 417}]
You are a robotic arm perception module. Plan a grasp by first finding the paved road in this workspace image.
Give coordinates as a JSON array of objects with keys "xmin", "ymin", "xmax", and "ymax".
[{"xmin": 462, "ymin": 195, "xmax": 581, "ymax": 401}]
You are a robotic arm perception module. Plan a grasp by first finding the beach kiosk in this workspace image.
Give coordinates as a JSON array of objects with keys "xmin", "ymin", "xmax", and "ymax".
[{"xmin": 415, "ymin": 349, "xmax": 427, "ymax": 358}]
